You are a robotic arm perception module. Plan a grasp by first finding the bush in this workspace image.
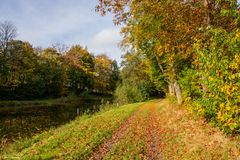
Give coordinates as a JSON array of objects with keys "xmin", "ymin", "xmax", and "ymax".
[
  {"xmin": 114, "ymin": 82, "xmax": 149, "ymax": 105},
  {"xmin": 180, "ymin": 28, "xmax": 240, "ymax": 134}
]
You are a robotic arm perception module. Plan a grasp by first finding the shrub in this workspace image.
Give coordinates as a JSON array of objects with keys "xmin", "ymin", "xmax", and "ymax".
[
  {"xmin": 180, "ymin": 28, "xmax": 240, "ymax": 134},
  {"xmin": 114, "ymin": 82, "xmax": 149, "ymax": 105}
]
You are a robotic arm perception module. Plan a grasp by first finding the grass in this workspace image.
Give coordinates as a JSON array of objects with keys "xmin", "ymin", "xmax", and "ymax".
[
  {"xmin": 157, "ymin": 100, "xmax": 240, "ymax": 160},
  {"xmin": 1, "ymin": 102, "xmax": 142, "ymax": 159}
]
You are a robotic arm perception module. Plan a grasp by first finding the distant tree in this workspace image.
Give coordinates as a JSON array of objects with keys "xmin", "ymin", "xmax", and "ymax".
[
  {"xmin": 109, "ymin": 60, "xmax": 120, "ymax": 91},
  {"xmin": 0, "ymin": 21, "xmax": 17, "ymax": 52},
  {"xmin": 94, "ymin": 54, "xmax": 113, "ymax": 93},
  {"xmin": 0, "ymin": 21, "xmax": 18, "ymax": 89},
  {"xmin": 0, "ymin": 40, "xmax": 39, "ymax": 99},
  {"xmin": 37, "ymin": 47, "xmax": 66, "ymax": 98},
  {"xmin": 0, "ymin": 21, "xmax": 118, "ymax": 99},
  {"xmin": 64, "ymin": 45, "xmax": 94, "ymax": 94}
]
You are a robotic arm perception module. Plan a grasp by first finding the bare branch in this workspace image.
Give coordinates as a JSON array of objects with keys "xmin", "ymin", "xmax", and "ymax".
[{"xmin": 0, "ymin": 21, "xmax": 17, "ymax": 50}]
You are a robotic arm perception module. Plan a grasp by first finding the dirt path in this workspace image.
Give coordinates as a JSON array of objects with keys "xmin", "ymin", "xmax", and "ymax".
[
  {"xmin": 89, "ymin": 103, "xmax": 149, "ymax": 160},
  {"xmin": 89, "ymin": 101, "xmax": 163, "ymax": 160},
  {"xmin": 145, "ymin": 102, "xmax": 162, "ymax": 160}
]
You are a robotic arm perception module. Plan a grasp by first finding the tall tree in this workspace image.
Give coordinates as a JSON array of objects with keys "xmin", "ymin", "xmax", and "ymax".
[
  {"xmin": 97, "ymin": 0, "xmax": 239, "ymax": 105},
  {"xmin": 97, "ymin": 0, "xmax": 240, "ymax": 133}
]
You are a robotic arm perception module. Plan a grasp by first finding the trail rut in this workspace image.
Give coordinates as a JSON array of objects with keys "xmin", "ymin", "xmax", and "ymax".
[
  {"xmin": 145, "ymin": 103, "xmax": 162, "ymax": 160},
  {"xmin": 89, "ymin": 103, "xmax": 148, "ymax": 160}
]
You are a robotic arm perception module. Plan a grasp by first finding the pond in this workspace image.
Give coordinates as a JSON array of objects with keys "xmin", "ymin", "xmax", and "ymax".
[{"xmin": 0, "ymin": 96, "xmax": 112, "ymax": 150}]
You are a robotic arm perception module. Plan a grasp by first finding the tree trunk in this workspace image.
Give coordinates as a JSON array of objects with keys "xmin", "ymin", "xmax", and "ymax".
[
  {"xmin": 155, "ymin": 54, "xmax": 183, "ymax": 104},
  {"xmin": 169, "ymin": 65, "xmax": 182, "ymax": 105},
  {"xmin": 173, "ymin": 80, "xmax": 182, "ymax": 105},
  {"xmin": 168, "ymin": 79, "xmax": 175, "ymax": 96},
  {"xmin": 154, "ymin": 53, "xmax": 164, "ymax": 74},
  {"xmin": 204, "ymin": 0, "xmax": 216, "ymax": 26}
]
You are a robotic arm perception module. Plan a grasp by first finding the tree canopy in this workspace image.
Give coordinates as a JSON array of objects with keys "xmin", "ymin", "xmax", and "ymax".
[{"xmin": 97, "ymin": 0, "xmax": 240, "ymax": 134}]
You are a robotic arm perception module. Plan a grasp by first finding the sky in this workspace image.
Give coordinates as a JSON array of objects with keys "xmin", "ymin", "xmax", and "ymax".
[{"xmin": 0, "ymin": 0, "xmax": 123, "ymax": 62}]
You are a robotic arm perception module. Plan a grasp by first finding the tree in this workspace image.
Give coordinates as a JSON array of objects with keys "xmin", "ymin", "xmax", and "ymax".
[
  {"xmin": 115, "ymin": 52, "xmax": 161, "ymax": 104},
  {"xmin": 94, "ymin": 54, "xmax": 115, "ymax": 93},
  {"xmin": 64, "ymin": 45, "xmax": 94, "ymax": 94},
  {"xmin": 109, "ymin": 60, "xmax": 120, "ymax": 91},
  {"xmin": 97, "ymin": 0, "xmax": 239, "ymax": 105},
  {"xmin": 97, "ymin": 0, "xmax": 203, "ymax": 104},
  {"xmin": 0, "ymin": 40, "xmax": 38, "ymax": 99},
  {"xmin": 36, "ymin": 47, "xmax": 66, "ymax": 98},
  {"xmin": 0, "ymin": 21, "xmax": 17, "ymax": 52},
  {"xmin": 52, "ymin": 43, "xmax": 69, "ymax": 54},
  {"xmin": 0, "ymin": 21, "xmax": 124, "ymax": 100},
  {"xmin": 97, "ymin": 0, "xmax": 240, "ymax": 133},
  {"xmin": 0, "ymin": 21, "xmax": 18, "ymax": 88}
]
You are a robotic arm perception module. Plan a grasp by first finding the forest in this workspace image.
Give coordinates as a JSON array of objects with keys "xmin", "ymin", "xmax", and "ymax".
[{"xmin": 0, "ymin": 0, "xmax": 240, "ymax": 159}]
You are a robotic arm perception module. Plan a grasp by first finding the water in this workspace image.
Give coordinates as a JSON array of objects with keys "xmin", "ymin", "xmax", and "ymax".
[{"xmin": 0, "ymin": 97, "xmax": 112, "ymax": 149}]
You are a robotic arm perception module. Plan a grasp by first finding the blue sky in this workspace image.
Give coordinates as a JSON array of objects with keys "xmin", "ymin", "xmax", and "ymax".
[{"xmin": 0, "ymin": 0, "xmax": 123, "ymax": 62}]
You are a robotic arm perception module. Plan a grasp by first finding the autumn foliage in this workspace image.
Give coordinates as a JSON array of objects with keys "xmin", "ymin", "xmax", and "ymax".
[
  {"xmin": 0, "ymin": 38, "xmax": 119, "ymax": 100},
  {"xmin": 97, "ymin": 0, "xmax": 240, "ymax": 134}
]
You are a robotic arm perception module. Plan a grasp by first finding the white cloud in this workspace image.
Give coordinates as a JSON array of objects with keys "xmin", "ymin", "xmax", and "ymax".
[
  {"xmin": 87, "ymin": 27, "xmax": 123, "ymax": 62},
  {"xmin": 91, "ymin": 28, "xmax": 121, "ymax": 48}
]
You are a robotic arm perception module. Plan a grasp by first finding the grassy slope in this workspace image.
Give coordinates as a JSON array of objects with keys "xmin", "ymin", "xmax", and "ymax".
[
  {"xmin": 1, "ymin": 102, "xmax": 142, "ymax": 159},
  {"xmin": 157, "ymin": 100, "xmax": 240, "ymax": 160},
  {"xmin": 1, "ymin": 100, "xmax": 239, "ymax": 159}
]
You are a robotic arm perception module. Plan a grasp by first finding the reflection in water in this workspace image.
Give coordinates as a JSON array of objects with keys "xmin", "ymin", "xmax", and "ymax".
[{"xmin": 0, "ymin": 97, "xmax": 111, "ymax": 150}]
